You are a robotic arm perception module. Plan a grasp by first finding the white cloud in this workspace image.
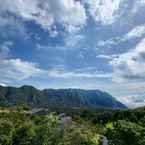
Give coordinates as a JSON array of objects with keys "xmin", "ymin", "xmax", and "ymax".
[
  {"xmin": 140, "ymin": 0, "xmax": 145, "ymax": 4},
  {"xmin": 96, "ymin": 54, "xmax": 119, "ymax": 60},
  {"xmin": 47, "ymin": 68, "xmax": 111, "ymax": 79},
  {"xmin": 0, "ymin": 83, "xmax": 7, "ymax": 87},
  {"xmin": 0, "ymin": 59, "xmax": 45, "ymax": 82},
  {"xmin": 0, "ymin": 15, "xmax": 27, "ymax": 38},
  {"xmin": 0, "ymin": 0, "xmax": 87, "ymax": 34},
  {"xmin": 111, "ymin": 38, "xmax": 145, "ymax": 82},
  {"xmin": 97, "ymin": 25, "xmax": 145, "ymax": 47},
  {"xmin": 85, "ymin": 0, "xmax": 123, "ymax": 25},
  {"xmin": 0, "ymin": 41, "xmax": 13, "ymax": 59},
  {"xmin": 0, "ymin": 58, "xmax": 112, "ymax": 83},
  {"xmin": 123, "ymin": 25, "xmax": 145, "ymax": 40},
  {"xmin": 97, "ymin": 38, "xmax": 119, "ymax": 47},
  {"xmin": 97, "ymin": 37, "xmax": 123, "ymax": 48},
  {"xmin": 118, "ymin": 95, "xmax": 145, "ymax": 108},
  {"xmin": 65, "ymin": 34, "xmax": 85, "ymax": 48},
  {"xmin": 36, "ymin": 34, "xmax": 85, "ymax": 51},
  {"xmin": 132, "ymin": 0, "xmax": 145, "ymax": 13}
]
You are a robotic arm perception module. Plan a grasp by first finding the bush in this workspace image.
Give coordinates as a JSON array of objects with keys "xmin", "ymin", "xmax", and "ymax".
[
  {"xmin": 0, "ymin": 112, "xmax": 100, "ymax": 145},
  {"xmin": 106, "ymin": 120, "xmax": 145, "ymax": 145}
]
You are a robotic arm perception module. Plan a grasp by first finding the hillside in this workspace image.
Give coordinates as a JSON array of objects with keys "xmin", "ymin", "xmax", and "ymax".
[{"xmin": 0, "ymin": 85, "xmax": 126, "ymax": 109}]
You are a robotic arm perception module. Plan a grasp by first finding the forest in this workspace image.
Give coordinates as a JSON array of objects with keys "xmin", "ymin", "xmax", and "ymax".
[{"xmin": 0, "ymin": 106, "xmax": 145, "ymax": 145}]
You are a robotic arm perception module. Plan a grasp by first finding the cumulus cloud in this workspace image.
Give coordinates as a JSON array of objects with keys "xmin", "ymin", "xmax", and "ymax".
[
  {"xmin": 123, "ymin": 25, "xmax": 145, "ymax": 40},
  {"xmin": 1, "ymin": 0, "xmax": 145, "ymax": 37},
  {"xmin": 97, "ymin": 24, "xmax": 145, "ymax": 47},
  {"xmin": 118, "ymin": 95, "xmax": 145, "ymax": 108},
  {"xmin": 0, "ymin": 59, "xmax": 45, "ymax": 82},
  {"xmin": 64, "ymin": 34, "xmax": 85, "ymax": 48},
  {"xmin": 0, "ymin": 58, "xmax": 112, "ymax": 83},
  {"xmin": 84, "ymin": 0, "xmax": 145, "ymax": 26},
  {"xmin": 0, "ymin": 0, "xmax": 87, "ymax": 34},
  {"xmin": 111, "ymin": 38, "xmax": 145, "ymax": 82},
  {"xmin": 85, "ymin": 0, "xmax": 123, "ymax": 25}
]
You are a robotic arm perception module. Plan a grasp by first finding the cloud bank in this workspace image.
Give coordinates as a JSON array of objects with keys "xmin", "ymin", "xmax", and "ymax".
[
  {"xmin": 111, "ymin": 38, "xmax": 145, "ymax": 82},
  {"xmin": 0, "ymin": 59, "xmax": 45, "ymax": 82},
  {"xmin": 0, "ymin": 0, "xmax": 87, "ymax": 34}
]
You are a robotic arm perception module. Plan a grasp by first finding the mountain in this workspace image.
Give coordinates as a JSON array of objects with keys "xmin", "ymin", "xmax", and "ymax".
[{"xmin": 0, "ymin": 85, "xmax": 126, "ymax": 109}]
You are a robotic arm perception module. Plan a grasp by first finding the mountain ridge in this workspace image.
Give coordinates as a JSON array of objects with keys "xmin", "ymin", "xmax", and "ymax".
[{"xmin": 0, "ymin": 85, "xmax": 127, "ymax": 109}]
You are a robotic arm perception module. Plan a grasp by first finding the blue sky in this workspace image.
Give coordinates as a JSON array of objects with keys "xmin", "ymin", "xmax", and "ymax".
[{"xmin": 1, "ymin": 0, "xmax": 145, "ymax": 107}]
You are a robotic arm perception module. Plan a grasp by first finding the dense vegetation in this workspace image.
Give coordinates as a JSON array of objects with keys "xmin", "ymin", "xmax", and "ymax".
[
  {"xmin": 105, "ymin": 107, "xmax": 145, "ymax": 145},
  {"xmin": 0, "ymin": 108, "xmax": 102, "ymax": 145},
  {"xmin": 0, "ymin": 85, "xmax": 126, "ymax": 109},
  {"xmin": 0, "ymin": 85, "xmax": 145, "ymax": 145},
  {"xmin": 66, "ymin": 107, "xmax": 145, "ymax": 145},
  {"xmin": 0, "ymin": 106, "xmax": 145, "ymax": 145}
]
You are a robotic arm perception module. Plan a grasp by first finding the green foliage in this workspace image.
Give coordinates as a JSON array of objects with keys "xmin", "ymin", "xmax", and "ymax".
[
  {"xmin": 65, "ymin": 106, "xmax": 145, "ymax": 145},
  {"xmin": 0, "ymin": 92, "xmax": 145, "ymax": 145},
  {"xmin": 61, "ymin": 129, "xmax": 100, "ymax": 145},
  {"xmin": 13, "ymin": 121, "xmax": 35, "ymax": 145},
  {"xmin": 0, "ymin": 120, "xmax": 14, "ymax": 145},
  {"xmin": 106, "ymin": 120, "xmax": 145, "ymax": 145},
  {"xmin": 0, "ymin": 111, "xmax": 100, "ymax": 145}
]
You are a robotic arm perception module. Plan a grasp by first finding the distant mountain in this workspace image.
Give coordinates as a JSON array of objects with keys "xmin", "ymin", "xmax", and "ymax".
[{"xmin": 0, "ymin": 85, "xmax": 126, "ymax": 109}]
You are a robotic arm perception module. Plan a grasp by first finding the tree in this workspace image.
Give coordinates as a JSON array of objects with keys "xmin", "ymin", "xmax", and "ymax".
[
  {"xmin": 0, "ymin": 119, "xmax": 14, "ymax": 145},
  {"xmin": 106, "ymin": 120, "xmax": 145, "ymax": 145},
  {"xmin": 12, "ymin": 121, "xmax": 35, "ymax": 145}
]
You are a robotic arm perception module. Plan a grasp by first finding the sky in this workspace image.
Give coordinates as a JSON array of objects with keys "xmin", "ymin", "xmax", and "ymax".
[{"xmin": 0, "ymin": 0, "xmax": 145, "ymax": 108}]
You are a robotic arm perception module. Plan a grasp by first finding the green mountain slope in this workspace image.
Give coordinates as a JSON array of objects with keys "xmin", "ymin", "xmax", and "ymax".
[{"xmin": 0, "ymin": 85, "xmax": 126, "ymax": 109}]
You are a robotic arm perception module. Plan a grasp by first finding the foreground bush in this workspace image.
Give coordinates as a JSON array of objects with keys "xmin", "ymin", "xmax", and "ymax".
[
  {"xmin": 0, "ymin": 111, "xmax": 101, "ymax": 145},
  {"xmin": 106, "ymin": 120, "xmax": 145, "ymax": 145}
]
